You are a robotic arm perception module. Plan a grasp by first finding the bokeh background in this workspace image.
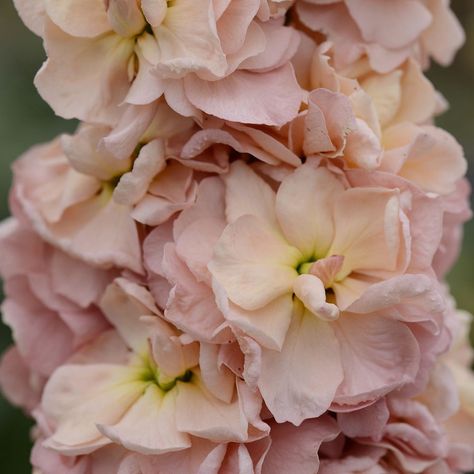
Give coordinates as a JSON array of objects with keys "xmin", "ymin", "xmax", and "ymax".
[{"xmin": 0, "ymin": 1, "xmax": 473, "ymax": 471}]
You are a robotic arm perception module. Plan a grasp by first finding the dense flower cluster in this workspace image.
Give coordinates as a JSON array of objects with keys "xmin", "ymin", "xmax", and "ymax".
[{"xmin": 1, "ymin": 0, "xmax": 473, "ymax": 472}]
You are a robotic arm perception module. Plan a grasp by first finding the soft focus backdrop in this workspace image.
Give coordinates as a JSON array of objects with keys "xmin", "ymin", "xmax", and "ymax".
[{"xmin": 0, "ymin": 1, "xmax": 473, "ymax": 471}]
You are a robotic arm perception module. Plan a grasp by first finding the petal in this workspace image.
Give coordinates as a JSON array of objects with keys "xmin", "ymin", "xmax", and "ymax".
[
  {"xmin": 333, "ymin": 314, "xmax": 420, "ymax": 406},
  {"xmin": 45, "ymin": 0, "xmax": 110, "ymax": 37},
  {"xmin": 224, "ymin": 161, "xmax": 278, "ymax": 228},
  {"xmin": 141, "ymin": 0, "xmax": 168, "ymax": 27},
  {"xmin": 13, "ymin": 0, "xmax": 46, "ymax": 36},
  {"xmin": 100, "ymin": 103, "xmax": 157, "ymax": 161},
  {"xmin": 304, "ymin": 89, "xmax": 357, "ymax": 158},
  {"xmin": 61, "ymin": 125, "xmax": 131, "ymax": 181},
  {"xmin": 99, "ymin": 385, "xmax": 191, "ymax": 455},
  {"xmin": 263, "ymin": 416, "xmax": 339, "ymax": 474},
  {"xmin": 345, "ymin": 0, "xmax": 432, "ymax": 49},
  {"xmin": 293, "ymin": 274, "xmax": 339, "ymax": 321},
  {"xmin": 35, "ymin": 20, "xmax": 134, "ymax": 123},
  {"xmin": 223, "ymin": 294, "xmax": 294, "ymax": 351},
  {"xmin": 43, "ymin": 364, "xmax": 145, "ymax": 455},
  {"xmin": 155, "ymin": 0, "xmax": 227, "ymax": 77},
  {"xmin": 114, "ymin": 139, "xmax": 166, "ymax": 206},
  {"xmin": 422, "ymin": 0, "xmax": 465, "ymax": 66},
  {"xmin": 209, "ymin": 215, "xmax": 301, "ymax": 310},
  {"xmin": 99, "ymin": 280, "xmax": 153, "ymax": 355},
  {"xmin": 259, "ymin": 303, "xmax": 343, "ymax": 424},
  {"xmin": 184, "ymin": 64, "xmax": 302, "ymax": 126},
  {"xmin": 329, "ymin": 187, "xmax": 401, "ymax": 277},
  {"xmin": 175, "ymin": 375, "xmax": 248, "ymax": 442},
  {"xmin": 199, "ymin": 343, "xmax": 235, "ymax": 403},
  {"xmin": 276, "ymin": 165, "xmax": 343, "ymax": 259},
  {"xmin": 216, "ymin": 0, "xmax": 260, "ymax": 55}
]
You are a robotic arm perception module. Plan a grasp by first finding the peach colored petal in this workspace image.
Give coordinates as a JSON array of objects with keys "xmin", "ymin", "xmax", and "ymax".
[
  {"xmin": 35, "ymin": 20, "xmax": 134, "ymax": 124},
  {"xmin": 42, "ymin": 364, "xmax": 145, "ymax": 455},
  {"xmin": 154, "ymin": 0, "xmax": 227, "ymax": 78},
  {"xmin": 329, "ymin": 187, "xmax": 400, "ymax": 278},
  {"xmin": 184, "ymin": 65, "xmax": 302, "ymax": 126},
  {"xmin": 209, "ymin": 215, "xmax": 301, "ymax": 311},
  {"xmin": 259, "ymin": 303, "xmax": 343, "ymax": 424},
  {"xmin": 216, "ymin": 0, "xmax": 260, "ymax": 55},
  {"xmin": 333, "ymin": 313, "xmax": 420, "ymax": 406},
  {"xmin": 345, "ymin": 0, "xmax": 431, "ymax": 49},
  {"xmin": 224, "ymin": 161, "xmax": 278, "ymax": 228},
  {"xmin": 220, "ymin": 293, "xmax": 294, "ymax": 351},
  {"xmin": 175, "ymin": 375, "xmax": 248, "ymax": 442},
  {"xmin": 304, "ymin": 88, "xmax": 357, "ymax": 158},
  {"xmin": 45, "ymin": 0, "xmax": 110, "ymax": 37},
  {"xmin": 98, "ymin": 385, "xmax": 191, "ymax": 455},
  {"xmin": 276, "ymin": 165, "xmax": 343, "ymax": 259},
  {"xmin": 62, "ymin": 125, "xmax": 131, "ymax": 181},
  {"xmin": 113, "ymin": 139, "xmax": 166, "ymax": 206}
]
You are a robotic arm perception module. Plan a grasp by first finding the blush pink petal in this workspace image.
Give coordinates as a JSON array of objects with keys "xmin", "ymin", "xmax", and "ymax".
[
  {"xmin": 99, "ymin": 280, "xmax": 156, "ymax": 355},
  {"xmin": 216, "ymin": 0, "xmax": 260, "ymax": 55},
  {"xmin": 160, "ymin": 243, "xmax": 231, "ymax": 343},
  {"xmin": 304, "ymin": 89, "xmax": 357, "ymax": 158},
  {"xmin": 224, "ymin": 161, "xmax": 278, "ymax": 228},
  {"xmin": 262, "ymin": 416, "xmax": 339, "ymax": 474},
  {"xmin": 0, "ymin": 346, "xmax": 43, "ymax": 412},
  {"xmin": 184, "ymin": 65, "xmax": 302, "ymax": 126},
  {"xmin": 13, "ymin": 0, "xmax": 46, "ymax": 36},
  {"xmin": 338, "ymin": 398, "xmax": 390, "ymax": 440},
  {"xmin": 422, "ymin": 0, "xmax": 465, "ymax": 66},
  {"xmin": 2, "ymin": 279, "xmax": 75, "ymax": 376},
  {"xmin": 259, "ymin": 303, "xmax": 343, "ymax": 424},
  {"xmin": 44, "ymin": 0, "xmax": 110, "ymax": 37},
  {"xmin": 199, "ymin": 343, "xmax": 235, "ymax": 403},
  {"xmin": 333, "ymin": 313, "xmax": 420, "ymax": 406},
  {"xmin": 345, "ymin": 0, "xmax": 432, "ymax": 49},
  {"xmin": 35, "ymin": 20, "xmax": 134, "ymax": 124}
]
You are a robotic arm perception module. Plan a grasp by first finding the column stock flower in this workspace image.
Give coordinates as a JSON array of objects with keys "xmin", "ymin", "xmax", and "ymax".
[
  {"xmin": 40, "ymin": 277, "xmax": 268, "ymax": 457},
  {"xmin": 14, "ymin": 0, "xmax": 303, "ymax": 126}
]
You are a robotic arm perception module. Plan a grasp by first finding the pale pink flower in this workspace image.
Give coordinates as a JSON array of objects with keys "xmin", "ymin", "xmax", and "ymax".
[
  {"xmin": 11, "ymin": 104, "xmax": 213, "ymax": 273},
  {"xmin": 14, "ymin": 0, "xmax": 303, "ymax": 126},
  {"xmin": 0, "ymin": 218, "xmax": 111, "ymax": 412},
  {"xmin": 40, "ymin": 277, "xmax": 267, "ymax": 456},
  {"xmin": 296, "ymin": 0, "xmax": 465, "ymax": 73},
  {"xmin": 144, "ymin": 161, "xmax": 446, "ymax": 424}
]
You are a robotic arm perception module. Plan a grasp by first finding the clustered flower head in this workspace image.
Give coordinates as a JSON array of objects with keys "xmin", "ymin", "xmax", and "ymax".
[{"xmin": 1, "ymin": 0, "xmax": 473, "ymax": 472}]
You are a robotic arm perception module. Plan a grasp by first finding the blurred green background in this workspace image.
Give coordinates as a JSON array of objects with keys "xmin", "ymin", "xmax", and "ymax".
[{"xmin": 0, "ymin": 1, "xmax": 473, "ymax": 471}]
